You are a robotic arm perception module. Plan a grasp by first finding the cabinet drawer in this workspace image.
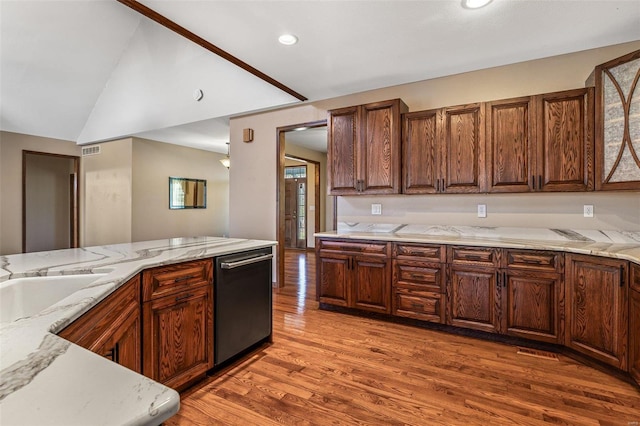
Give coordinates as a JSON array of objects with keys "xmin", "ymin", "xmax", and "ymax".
[
  {"xmin": 142, "ymin": 259, "xmax": 213, "ymax": 302},
  {"xmin": 318, "ymin": 239, "xmax": 389, "ymax": 256},
  {"xmin": 505, "ymin": 250, "xmax": 563, "ymax": 272},
  {"xmin": 392, "ymin": 243, "xmax": 445, "ymax": 262},
  {"xmin": 393, "ymin": 261, "xmax": 444, "ymax": 292},
  {"xmin": 448, "ymin": 246, "xmax": 499, "ymax": 266},
  {"xmin": 393, "ymin": 287, "xmax": 444, "ymax": 323},
  {"xmin": 631, "ymin": 263, "xmax": 640, "ymax": 293}
]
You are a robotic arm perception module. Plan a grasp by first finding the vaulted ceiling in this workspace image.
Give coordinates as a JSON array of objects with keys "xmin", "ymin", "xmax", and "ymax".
[{"xmin": 1, "ymin": 0, "xmax": 639, "ymax": 153}]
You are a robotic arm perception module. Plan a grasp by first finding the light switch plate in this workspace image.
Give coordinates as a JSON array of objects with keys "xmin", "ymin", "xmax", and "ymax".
[
  {"xmin": 477, "ymin": 204, "xmax": 487, "ymax": 218},
  {"xmin": 371, "ymin": 203, "xmax": 382, "ymax": 215}
]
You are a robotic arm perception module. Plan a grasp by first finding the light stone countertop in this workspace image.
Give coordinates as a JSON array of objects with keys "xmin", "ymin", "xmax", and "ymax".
[
  {"xmin": 0, "ymin": 236, "xmax": 276, "ymax": 426},
  {"xmin": 315, "ymin": 223, "xmax": 640, "ymax": 265}
]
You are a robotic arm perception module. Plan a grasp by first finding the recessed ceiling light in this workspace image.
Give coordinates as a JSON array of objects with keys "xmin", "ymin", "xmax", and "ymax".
[
  {"xmin": 462, "ymin": 0, "xmax": 492, "ymax": 9},
  {"xmin": 278, "ymin": 34, "xmax": 298, "ymax": 45}
]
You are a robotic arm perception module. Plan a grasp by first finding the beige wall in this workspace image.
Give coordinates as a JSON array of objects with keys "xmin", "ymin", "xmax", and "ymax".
[
  {"xmin": 229, "ymin": 41, "xmax": 640, "ymax": 246},
  {"xmin": 81, "ymin": 138, "xmax": 133, "ymax": 246},
  {"xmin": 0, "ymin": 131, "xmax": 81, "ymax": 255},
  {"xmin": 131, "ymin": 138, "xmax": 229, "ymax": 242}
]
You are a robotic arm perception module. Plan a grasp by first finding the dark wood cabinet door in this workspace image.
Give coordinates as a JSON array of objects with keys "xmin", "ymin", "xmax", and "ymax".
[
  {"xmin": 317, "ymin": 253, "xmax": 350, "ymax": 307},
  {"xmin": 402, "ymin": 109, "xmax": 442, "ymax": 194},
  {"xmin": 143, "ymin": 285, "xmax": 213, "ymax": 390},
  {"xmin": 447, "ymin": 265, "xmax": 500, "ymax": 333},
  {"xmin": 630, "ymin": 263, "xmax": 640, "ymax": 385},
  {"xmin": 486, "ymin": 97, "xmax": 535, "ymax": 192},
  {"xmin": 328, "ymin": 106, "xmax": 359, "ymax": 194},
  {"xmin": 352, "ymin": 255, "xmax": 391, "ymax": 314},
  {"xmin": 502, "ymin": 270, "xmax": 564, "ymax": 344},
  {"xmin": 535, "ymin": 88, "xmax": 594, "ymax": 192},
  {"xmin": 360, "ymin": 99, "xmax": 407, "ymax": 194},
  {"xmin": 58, "ymin": 275, "xmax": 142, "ymax": 374},
  {"xmin": 566, "ymin": 254, "xmax": 627, "ymax": 370},
  {"xmin": 441, "ymin": 103, "xmax": 486, "ymax": 193}
]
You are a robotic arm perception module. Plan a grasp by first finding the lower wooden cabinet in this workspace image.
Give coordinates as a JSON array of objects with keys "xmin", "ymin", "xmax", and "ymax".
[
  {"xmin": 317, "ymin": 239, "xmax": 391, "ymax": 314},
  {"xmin": 58, "ymin": 275, "xmax": 141, "ymax": 373},
  {"xmin": 629, "ymin": 264, "xmax": 640, "ymax": 385},
  {"xmin": 565, "ymin": 254, "xmax": 628, "ymax": 370},
  {"xmin": 142, "ymin": 260, "xmax": 214, "ymax": 390}
]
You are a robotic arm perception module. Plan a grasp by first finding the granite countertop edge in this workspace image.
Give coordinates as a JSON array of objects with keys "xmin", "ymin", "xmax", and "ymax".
[{"xmin": 0, "ymin": 236, "xmax": 276, "ymax": 426}]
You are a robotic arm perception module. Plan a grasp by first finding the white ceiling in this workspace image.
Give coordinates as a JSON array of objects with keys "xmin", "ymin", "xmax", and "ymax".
[{"xmin": 1, "ymin": 0, "xmax": 639, "ymax": 154}]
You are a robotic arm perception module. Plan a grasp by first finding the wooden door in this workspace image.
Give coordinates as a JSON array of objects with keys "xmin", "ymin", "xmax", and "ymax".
[
  {"xmin": 359, "ymin": 99, "xmax": 406, "ymax": 194},
  {"xmin": 535, "ymin": 88, "xmax": 594, "ymax": 192},
  {"xmin": 486, "ymin": 97, "xmax": 535, "ymax": 192},
  {"xmin": 327, "ymin": 106, "xmax": 359, "ymax": 194},
  {"xmin": 93, "ymin": 311, "xmax": 141, "ymax": 373},
  {"xmin": 447, "ymin": 265, "xmax": 500, "ymax": 333},
  {"xmin": 441, "ymin": 103, "xmax": 486, "ymax": 193},
  {"xmin": 352, "ymin": 255, "xmax": 391, "ymax": 314},
  {"xmin": 502, "ymin": 270, "xmax": 563, "ymax": 344},
  {"xmin": 402, "ymin": 109, "xmax": 442, "ymax": 194},
  {"xmin": 317, "ymin": 253, "xmax": 350, "ymax": 307},
  {"xmin": 284, "ymin": 179, "xmax": 299, "ymax": 249},
  {"xmin": 143, "ymin": 285, "xmax": 213, "ymax": 390},
  {"xmin": 565, "ymin": 254, "xmax": 627, "ymax": 370}
]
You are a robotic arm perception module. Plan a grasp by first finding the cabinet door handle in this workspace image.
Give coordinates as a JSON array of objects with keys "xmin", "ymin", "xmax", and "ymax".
[
  {"xmin": 531, "ymin": 175, "xmax": 535, "ymax": 190},
  {"xmin": 538, "ymin": 175, "xmax": 542, "ymax": 191},
  {"xmin": 174, "ymin": 275, "xmax": 194, "ymax": 283},
  {"xmin": 441, "ymin": 178, "xmax": 445, "ymax": 193},
  {"xmin": 503, "ymin": 272, "xmax": 507, "ymax": 289},
  {"xmin": 496, "ymin": 271, "xmax": 501, "ymax": 287},
  {"xmin": 620, "ymin": 265, "xmax": 625, "ymax": 287},
  {"xmin": 175, "ymin": 293, "xmax": 194, "ymax": 302},
  {"xmin": 436, "ymin": 179, "xmax": 440, "ymax": 193}
]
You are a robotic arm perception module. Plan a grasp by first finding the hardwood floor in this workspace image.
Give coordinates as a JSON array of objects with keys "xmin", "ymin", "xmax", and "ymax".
[{"xmin": 166, "ymin": 250, "xmax": 640, "ymax": 425}]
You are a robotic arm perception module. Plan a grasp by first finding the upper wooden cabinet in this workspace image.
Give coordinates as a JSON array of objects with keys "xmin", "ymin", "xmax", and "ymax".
[
  {"xmin": 403, "ymin": 103, "xmax": 486, "ymax": 194},
  {"xmin": 485, "ymin": 88, "xmax": 594, "ymax": 193},
  {"xmin": 328, "ymin": 99, "xmax": 408, "ymax": 195},
  {"xmin": 595, "ymin": 49, "xmax": 640, "ymax": 190}
]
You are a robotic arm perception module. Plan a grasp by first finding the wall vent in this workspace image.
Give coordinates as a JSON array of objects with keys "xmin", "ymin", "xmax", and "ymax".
[{"xmin": 82, "ymin": 145, "xmax": 101, "ymax": 156}]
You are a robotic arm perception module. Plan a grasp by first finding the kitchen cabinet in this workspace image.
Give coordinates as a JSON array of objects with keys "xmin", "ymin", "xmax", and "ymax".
[
  {"xmin": 58, "ymin": 275, "xmax": 141, "ymax": 373},
  {"xmin": 317, "ymin": 239, "xmax": 391, "ymax": 314},
  {"xmin": 446, "ymin": 246, "xmax": 500, "ymax": 333},
  {"xmin": 403, "ymin": 103, "xmax": 486, "ymax": 194},
  {"xmin": 485, "ymin": 88, "xmax": 594, "ymax": 193},
  {"xmin": 392, "ymin": 243, "xmax": 446, "ymax": 323},
  {"xmin": 328, "ymin": 99, "xmax": 408, "ymax": 195},
  {"xmin": 629, "ymin": 263, "xmax": 640, "ymax": 385},
  {"xmin": 142, "ymin": 259, "xmax": 214, "ymax": 390},
  {"xmin": 565, "ymin": 254, "xmax": 628, "ymax": 370},
  {"xmin": 595, "ymin": 49, "xmax": 640, "ymax": 190},
  {"xmin": 500, "ymin": 250, "xmax": 564, "ymax": 344}
]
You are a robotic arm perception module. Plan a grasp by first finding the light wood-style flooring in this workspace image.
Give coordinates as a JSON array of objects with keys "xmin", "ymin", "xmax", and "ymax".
[{"xmin": 165, "ymin": 250, "xmax": 640, "ymax": 425}]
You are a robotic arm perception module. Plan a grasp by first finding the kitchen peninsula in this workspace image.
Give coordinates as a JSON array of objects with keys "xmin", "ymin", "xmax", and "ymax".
[{"xmin": 0, "ymin": 237, "xmax": 275, "ymax": 426}]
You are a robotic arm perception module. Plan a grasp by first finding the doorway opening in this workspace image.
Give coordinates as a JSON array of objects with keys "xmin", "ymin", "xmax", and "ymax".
[
  {"xmin": 276, "ymin": 120, "xmax": 335, "ymax": 287},
  {"xmin": 22, "ymin": 150, "xmax": 80, "ymax": 253}
]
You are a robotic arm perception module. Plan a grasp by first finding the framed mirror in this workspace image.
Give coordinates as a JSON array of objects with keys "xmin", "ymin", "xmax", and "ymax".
[{"xmin": 169, "ymin": 177, "xmax": 207, "ymax": 209}]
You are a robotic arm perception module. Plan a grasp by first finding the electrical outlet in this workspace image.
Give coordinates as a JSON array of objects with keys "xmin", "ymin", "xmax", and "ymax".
[
  {"xmin": 477, "ymin": 204, "xmax": 487, "ymax": 218},
  {"xmin": 584, "ymin": 205, "xmax": 594, "ymax": 218},
  {"xmin": 371, "ymin": 203, "xmax": 382, "ymax": 215}
]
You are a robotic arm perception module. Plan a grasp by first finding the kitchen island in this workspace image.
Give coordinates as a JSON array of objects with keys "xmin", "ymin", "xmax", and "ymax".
[{"xmin": 0, "ymin": 237, "xmax": 275, "ymax": 426}]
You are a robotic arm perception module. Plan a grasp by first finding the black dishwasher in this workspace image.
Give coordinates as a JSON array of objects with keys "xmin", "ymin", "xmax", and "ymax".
[{"xmin": 214, "ymin": 247, "xmax": 273, "ymax": 365}]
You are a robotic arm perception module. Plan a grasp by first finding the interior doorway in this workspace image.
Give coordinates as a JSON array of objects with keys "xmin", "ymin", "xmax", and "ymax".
[
  {"xmin": 22, "ymin": 150, "xmax": 79, "ymax": 253},
  {"xmin": 276, "ymin": 120, "xmax": 335, "ymax": 287}
]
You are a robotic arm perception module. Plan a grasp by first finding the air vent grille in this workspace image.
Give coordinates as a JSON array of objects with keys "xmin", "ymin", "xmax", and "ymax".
[{"xmin": 82, "ymin": 145, "xmax": 101, "ymax": 156}]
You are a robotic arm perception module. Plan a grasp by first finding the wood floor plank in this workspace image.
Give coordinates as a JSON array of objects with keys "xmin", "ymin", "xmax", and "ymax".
[{"xmin": 165, "ymin": 250, "xmax": 640, "ymax": 425}]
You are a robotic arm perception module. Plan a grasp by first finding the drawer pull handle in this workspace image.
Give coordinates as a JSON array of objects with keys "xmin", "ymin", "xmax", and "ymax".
[
  {"xmin": 175, "ymin": 293, "xmax": 194, "ymax": 302},
  {"xmin": 174, "ymin": 275, "xmax": 194, "ymax": 283},
  {"xmin": 411, "ymin": 274, "xmax": 423, "ymax": 279},
  {"xmin": 411, "ymin": 302, "xmax": 423, "ymax": 309},
  {"xmin": 463, "ymin": 255, "xmax": 483, "ymax": 261}
]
